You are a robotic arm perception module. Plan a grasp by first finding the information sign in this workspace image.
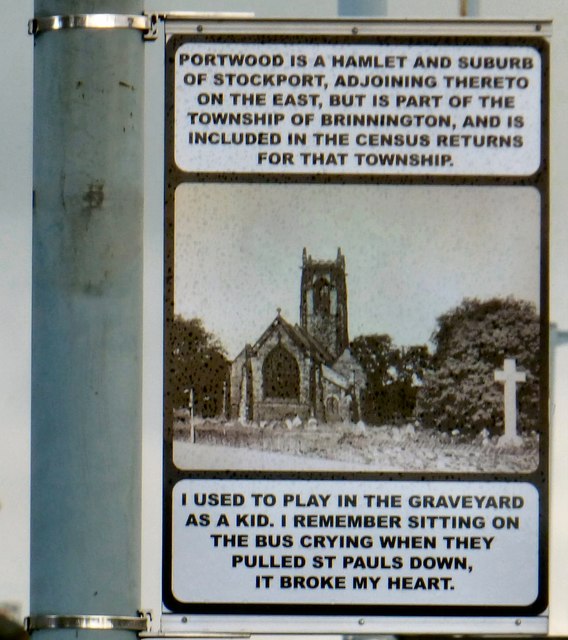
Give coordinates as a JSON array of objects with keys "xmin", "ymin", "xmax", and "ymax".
[
  {"xmin": 163, "ymin": 19, "xmax": 549, "ymax": 634},
  {"xmin": 172, "ymin": 480, "xmax": 539, "ymax": 606},
  {"xmin": 174, "ymin": 43, "xmax": 541, "ymax": 176}
]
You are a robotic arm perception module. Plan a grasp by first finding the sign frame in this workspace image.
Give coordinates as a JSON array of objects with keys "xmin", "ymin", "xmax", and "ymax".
[{"xmin": 162, "ymin": 17, "xmax": 550, "ymax": 634}]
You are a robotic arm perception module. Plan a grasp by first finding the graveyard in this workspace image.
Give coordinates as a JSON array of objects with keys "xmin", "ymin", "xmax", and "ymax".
[
  {"xmin": 170, "ymin": 297, "xmax": 541, "ymax": 474},
  {"xmin": 173, "ymin": 321, "xmax": 541, "ymax": 473},
  {"xmin": 173, "ymin": 414, "xmax": 539, "ymax": 473}
]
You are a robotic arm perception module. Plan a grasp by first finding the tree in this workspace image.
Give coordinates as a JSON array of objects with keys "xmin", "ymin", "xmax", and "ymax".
[
  {"xmin": 350, "ymin": 335, "xmax": 429, "ymax": 424},
  {"xmin": 391, "ymin": 345, "xmax": 431, "ymax": 420},
  {"xmin": 167, "ymin": 316, "xmax": 230, "ymax": 418},
  {"xmin": 416, "ymin": 297, "xmax": 540, "ymax": 435}
]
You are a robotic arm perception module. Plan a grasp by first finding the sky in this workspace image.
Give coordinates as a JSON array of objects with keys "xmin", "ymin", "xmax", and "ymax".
[{"xmin": 173, "ymin": 183, "xmax": 540, "ymax": 359}]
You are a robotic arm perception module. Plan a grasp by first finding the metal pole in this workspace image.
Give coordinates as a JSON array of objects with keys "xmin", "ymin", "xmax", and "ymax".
[
  {"xmin": 550, "ymin": 324, "xmax": 568, "ymax": 418},
  {"xmin": 460, "ymin": 0, "xmax": 480, "ymax": 17},
  {"xmin": 338, "ymin": 0, "xmax": 387, "ymax": 17},
  {"xmin": 31, "ymin": 1, "xmax": 144, "ymax": 639}
]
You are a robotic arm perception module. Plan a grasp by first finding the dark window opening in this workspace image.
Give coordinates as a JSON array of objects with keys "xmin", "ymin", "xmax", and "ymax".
[
  {"xmin": 314, "ymin": 277, "xmax": 331, "ymax": 315},
  {"xmin": 263, "ymin": 345, "xmax": 300, "ymax": 399}
]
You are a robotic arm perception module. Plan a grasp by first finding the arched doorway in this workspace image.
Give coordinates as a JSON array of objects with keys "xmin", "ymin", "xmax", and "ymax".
[{"xmin": 325, "ymin": 394, "xmax": 340, "ymax": 421}]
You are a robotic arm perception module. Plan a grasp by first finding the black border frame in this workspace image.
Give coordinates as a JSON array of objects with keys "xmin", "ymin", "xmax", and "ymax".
[{"xmin": 162, "ymin": 29, "xmax": 550, "ymax": 620}]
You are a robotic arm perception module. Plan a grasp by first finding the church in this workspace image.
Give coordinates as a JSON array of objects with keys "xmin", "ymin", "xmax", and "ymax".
[{"xmin": 229, "ymin": 248, "xmax": 366, "ymax": 423}]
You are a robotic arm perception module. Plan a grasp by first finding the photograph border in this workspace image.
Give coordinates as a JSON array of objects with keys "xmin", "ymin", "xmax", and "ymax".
[{"xmin": 162, "ymin": 30, "xmax": 549, "ymax": 618}]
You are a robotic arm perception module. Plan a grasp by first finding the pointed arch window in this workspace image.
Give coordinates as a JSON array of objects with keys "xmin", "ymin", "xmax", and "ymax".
[
  {"xmin": 262, "ymin": 345, "xmax": 300, "ymax": 399},
  {"xmin": 314, "ymin": 277, "xmax": 331, "ymax": 315}
]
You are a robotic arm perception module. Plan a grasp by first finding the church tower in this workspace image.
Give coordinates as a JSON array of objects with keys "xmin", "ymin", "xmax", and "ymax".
[{"xmin": 300, "ymin": 248, "xmax": 349, "ymax": 359}]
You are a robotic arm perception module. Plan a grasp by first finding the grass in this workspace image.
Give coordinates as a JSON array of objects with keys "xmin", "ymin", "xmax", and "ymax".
[{"xmin": 173, "ymin": 415, "xmax": 539, "ymax": 473}]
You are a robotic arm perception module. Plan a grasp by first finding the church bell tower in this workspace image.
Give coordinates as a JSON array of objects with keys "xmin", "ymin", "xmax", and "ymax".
[{"xmin": 300, "ymin": 248, "xmax": 349, "ymax": 359}]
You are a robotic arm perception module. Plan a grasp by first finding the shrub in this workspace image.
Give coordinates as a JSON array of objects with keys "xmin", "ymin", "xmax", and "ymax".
[{"xmin": 416, "ymin": 297, "xmax": 540, "ymax": 435}]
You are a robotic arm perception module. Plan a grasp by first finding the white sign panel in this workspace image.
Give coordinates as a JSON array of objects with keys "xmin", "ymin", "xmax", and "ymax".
[
  {"xmin": 172, "ymin": 479, "xmax": 539, "ymax": 606},
  {"xmin": 164, "ymin": 24, "xmax": 549, "ymax": 633},
  {"xmin": 174, "ymin": 43, "xmax": 541, "ymax": 176}
]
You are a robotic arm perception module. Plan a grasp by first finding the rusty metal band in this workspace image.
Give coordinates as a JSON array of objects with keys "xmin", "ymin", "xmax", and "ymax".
[{"xmin": 25, "ymin": 614, "xmax": 149, "ymax": 633}]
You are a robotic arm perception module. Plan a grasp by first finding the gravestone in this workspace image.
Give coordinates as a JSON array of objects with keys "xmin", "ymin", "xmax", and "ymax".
[{"xmin": 494, "ymin": 358, "xmax": 526, "ymax": 447}]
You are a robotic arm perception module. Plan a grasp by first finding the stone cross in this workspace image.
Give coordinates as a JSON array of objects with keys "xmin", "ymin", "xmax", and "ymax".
[{"xmin": 494, "ymin": 358, "xmax": 526, "ymax": 445}]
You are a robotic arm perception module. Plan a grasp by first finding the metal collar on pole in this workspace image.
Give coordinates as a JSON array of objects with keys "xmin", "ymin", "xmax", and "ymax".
[
  {"xmin": 28, "ymin": 13, "xmax": 158, "ymax": 39},
  {"xmin": 25, "ymin": 615, "xmax": 149, "ymax": 634}
]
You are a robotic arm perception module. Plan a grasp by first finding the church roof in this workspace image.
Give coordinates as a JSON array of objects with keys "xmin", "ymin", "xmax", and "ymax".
[
  {"xmin": 246, "ymin": 312, "xmax": 334, "ymax": 365},
  {"xmin": 290, "ymin": 322, "xmax": 335, "ymax": 364},
  {"xmin": 321, "ymin": 363, "xmax": 351, "ymax": 390}
]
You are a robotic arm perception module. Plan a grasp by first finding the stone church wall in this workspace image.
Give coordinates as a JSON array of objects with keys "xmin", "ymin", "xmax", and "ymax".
[{"xmin": 251, "ymin": 328, "xmax": 312, "ymax": 421}]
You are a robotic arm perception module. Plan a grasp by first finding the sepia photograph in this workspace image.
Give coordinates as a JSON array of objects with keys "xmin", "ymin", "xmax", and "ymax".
[{"xmin": 168, "ymin": 183, "xmax": 542, "ymax": 473}]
